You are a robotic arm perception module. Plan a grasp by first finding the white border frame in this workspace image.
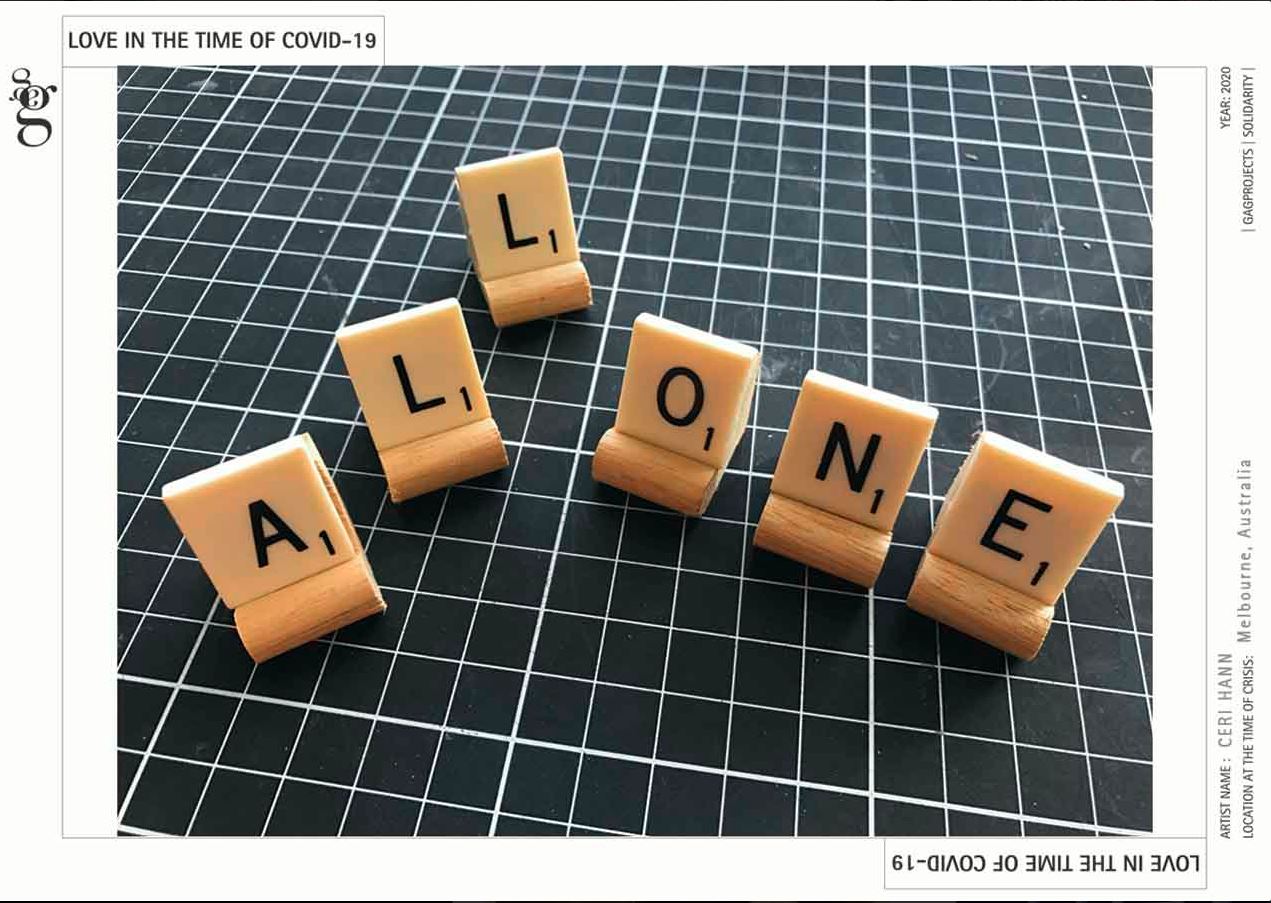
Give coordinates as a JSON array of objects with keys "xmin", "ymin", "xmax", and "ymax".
[{"xmin": 0, "ymin": 1, "xmax": 1263, "ymax": 899}]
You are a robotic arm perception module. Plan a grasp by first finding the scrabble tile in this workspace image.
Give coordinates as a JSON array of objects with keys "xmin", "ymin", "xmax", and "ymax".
[
  {"xmin": 162, "ymin": 435, "xmax": 356, "ymax": 609},
  {"xmin": 613, "ymin": 313, "xmax": 761, "ymax": 469},
  {"xmin": 770, "ymin": 370, "xmax": 937, "ymax": 532},
  {"xmin": 454, "ymin": 147, "xmax": 581, "ymax": 283},
  {"xmin": 927, "ymin": 431, "xmax": 1124, "ymax": 604},
  {"xmin": 336, "ymin": 298, "xmax": 490, "ymax": 452}
]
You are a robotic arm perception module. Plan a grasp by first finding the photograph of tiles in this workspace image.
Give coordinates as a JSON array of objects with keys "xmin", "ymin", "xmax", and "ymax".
[{"xmin": 116, "ymin": 64, "xmax": 1153, "ymax": 836}]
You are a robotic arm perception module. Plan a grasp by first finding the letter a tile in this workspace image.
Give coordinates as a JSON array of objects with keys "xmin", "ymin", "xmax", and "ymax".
[{"xmin": 162, "ymin": 435, "xmax": 356, "ymax": 609}]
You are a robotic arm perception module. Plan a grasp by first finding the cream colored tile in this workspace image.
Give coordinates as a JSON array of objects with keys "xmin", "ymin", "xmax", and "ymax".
[
  {"xmin": 613, "ymin": 313, "xmax": 760, "ymax": 469},
  {"xmin": 162, "ymin": 435, "xmax": 356, "ymax": 609},
  {"xmin": 454, "ymin": 147, "xmax": 580, "ymax": 282},
  {"xmin": 336, "ymin": 298, "xmax": 490, "ymax": 452},
  {"xmin": 928, "ymin": 431, "xmax": 1124, "ymax": 604},
  {"xmin": 771, "ymin": 370, "xmax": 937, "ymax": 532}
]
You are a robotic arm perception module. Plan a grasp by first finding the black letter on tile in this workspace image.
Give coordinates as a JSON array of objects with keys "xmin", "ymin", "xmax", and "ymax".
[
  {"xmin": 394, "ymin": 354, "xmax": 445, "ymax": 414},
  {"xmin": 657, "ymin": 366, "xmax": 705, "ymax": 427},
  {"xmin": 249, "ymin": 500, "xmax": 308, "ymax": 568},
  {"xmin": 499, "ymin": 193, "xmax": 539, "ymax": 249},
  {"xmin": 980, "ymin": 489, "xmax": 1053, "ymax": 561},
  {"xmin": 815, "ymin": 422, "xmax": 881, "ymax": 493}
]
